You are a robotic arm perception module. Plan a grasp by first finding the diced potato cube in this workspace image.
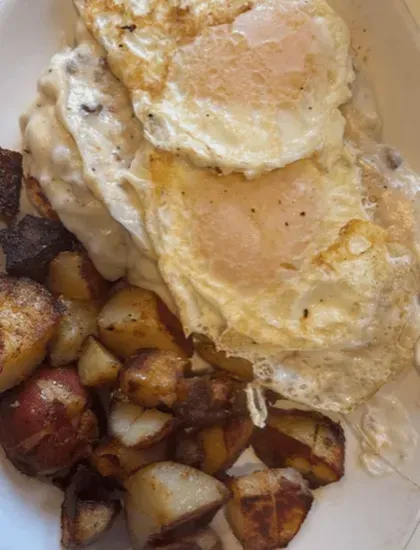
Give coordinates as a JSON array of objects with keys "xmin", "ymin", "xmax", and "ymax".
[
  {"xmin": 48, "ymin": 250, "xmax": 109, "ymax": 301},
  {"xmin": 252, "ymin": 408, "xmax": 345, "ymax": 488},
  {"xmin": 98, "ymin": 286, "xmax": 192, "ymax": 359},
  {"xmin": 0, "ymin": 276, "xmax": 60, "ymax": 392},
  {"xmin": 226, "ymin": 469, "xmax": 313, "ymax": 550},
  {"xmin": 125, "ymin": 462, "xmax": 230, "ymax": 550},
  {"xmin": 50, "ymin": 298, "xmax": 99, "ymax": 367},
  {"xmin": 78, "ymin": 336, "xmax": 121, "ymax": 387}
]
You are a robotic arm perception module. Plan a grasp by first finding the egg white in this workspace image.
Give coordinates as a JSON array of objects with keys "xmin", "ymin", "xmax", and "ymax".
[{"xmin": 75, "ymin": 0, "xmax": 353, "ymax": 176}]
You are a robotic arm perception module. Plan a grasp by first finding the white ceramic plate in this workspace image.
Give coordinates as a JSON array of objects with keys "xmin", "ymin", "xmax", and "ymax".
[{"xmin": 1, "ymin": 1, "xmax": 420, "ymax": 549}]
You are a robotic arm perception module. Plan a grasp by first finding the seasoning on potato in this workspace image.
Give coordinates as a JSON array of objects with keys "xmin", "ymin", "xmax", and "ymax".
[
  {"xmin": 252, "ymin": 408, "xmax": 346, "ymax": 488},
  {"xmin": 97, "ymin": 285, "xmax": 193, "ymax": 359},
  {"xmin": 226, "ymin": 469, "xmax": 314, "ymax": 550},
  {"xmin": 0, "ymin": 366, "xmax": 99, "ymax": 476},
  {"xmin": 0, "ymin": 275, "xmax": 60, "ymax": 392}
]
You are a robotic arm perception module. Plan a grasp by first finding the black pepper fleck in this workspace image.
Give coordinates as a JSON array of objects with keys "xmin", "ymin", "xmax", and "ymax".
[
  {"xmin": 285, "ymin": 222, "xmax": 289, "ymax": 227},
  {"xmin": 251, "ymin": 208, "xmax": 256, "ymax": 213},
  {"xmin": 303, "ymin": 308, "xmax": 309, "ymax": 319},
  {"xmin": 81, "ymin": 103, "xmax": 103, "ymax": 115},
  {"xmin": 300, "ymin": 211, "xmax": 306, "ymax": 216},
  {"xmin": 121, "ymin": 24, "xmax": 137, "ymax": 32}
]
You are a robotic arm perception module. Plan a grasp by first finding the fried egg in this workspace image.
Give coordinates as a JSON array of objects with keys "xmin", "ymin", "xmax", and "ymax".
[
  {"xmin": 74, "ymin": 0, "xmax": 353, "ymax": 176},
  {"xmin": 130, "ymin": 147, "xmax": 419, "ymax": 412}
]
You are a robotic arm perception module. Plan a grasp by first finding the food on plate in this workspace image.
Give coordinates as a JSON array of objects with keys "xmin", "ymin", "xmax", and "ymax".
[
  {"xmin": 109, "ymin": 400, "xmax": 176, "ymax": 449},
  {"xmin": 173, "ymin": 375, "xmax": 245, "ymax": 427},
  {"xmin": 225, "ymin": 469, "xmax": 313, "ymax": 550},
  {"xmin": 175, "ymin": 416, "xmax": 254, "ymax": 476},
  {"xmin": 20, "ymin": 20, "xmax": 169, "ymax": 296},
  {"xmin": 7, "ymin": 0, "xmax": 420, "ymax": 546},
  {"xmin": 0, "ymin": 214, "xmax": 75, "ymax": 282},
  {"xmin": 0, "ymin": 366, "xmax": 99, "ymax": 476},
  {"xmin": 78, "ymin": 336, "xmax": 122, "ymax": 387},
  {"xmin": 252, "ymin": 408, "xmax": 345, "ymax": 488},
  {"xmin": 24, "ymin": 176, "xmax": 59, "ymax": 220},
  {"xmin": 0, "ymin": 147, "xmax": 22, "ymax": 223},
  {"xmin": 119, "ymin": 349, "xmax": 188, "ymax": 408},
  {"xmin": 98, "ymin": 285, "xmax": 192, "ymax": 359},
  {"xmin": 61, "ymin": 465, "xmax": 121, "ymax": 549},
  {"xmin": 124, "ymin": 461, "xmax": 230, "ymax": 550},
  {"xmin": 74, "ymin": 0, "xmax": 352, "ymax": 176},
  {"xmin": 140, "ymin": 145, "xmax": 420, "ymax": 414},
  {"xmin": 47, "ymin": 250, "xmax": 109, "ymax": 301},
  {"xmin": 50, "ymin": 297, "xmax": 100, "ymax": 367},
  {"xmin": 91, "ymin": 437, "xmax": 168, "ymax": 481},
  {"xmin": 193, "ymin": 334, "xmax": 253, "ymax": 382},
  {"xmin": 0, "ymin": 276, "xmax": 60, "ymax": 392},
  {"xmin": 148, "ymin": 527, "xmax": 222, "ymax": 550}
]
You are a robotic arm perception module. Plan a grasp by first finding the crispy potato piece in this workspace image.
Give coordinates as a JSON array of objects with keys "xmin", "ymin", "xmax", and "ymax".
[
  {"xmin": 0, "ymin": 147, "xmax": 22, "ymax": 223},
  {"xmin": 149, "ymin": 527, "xmax": 222, "ymax": 550},
  {"xmin": 198, "ymin": 416, "xmax": 254, "ymax": 476},
  {"xmin": 0, "ymin": 276, "xmax": 60, "ymax": 392},
  {"xmin": 61, "ymin": 465, "xmax": 120, "ymax": 549},
  {"xmin": 175, "ymin": 416, "xmax": 254, "ymax": 476},
  {"xmin": 47, "ymin": 250, "xmax": 109, "ymax": 301},
  {"xmin": 78, "ymin": 336, "xmax": 122, "ymax": 387},
  {"xmin": 193, "ymin": 334, "xmax": 253, "ymax": 382},
  {"xmin": 0, "ymin": 366, "xmax": 99, "ymax": 476},
  {"xmin": 125, "ymin": 462, "xmax": 230, "ymax": 550},
  {"xmin": 173, "ymin": 375, "xmax": 246, "ymax": 427},
  {"xmin": 24, "ymin": 176, "xmax": 59, "ymax": 221},
  {"xmin": 97, "ymin": 285, "xmax": 193, "ymax": 360},
  {"xmin": 252, "ymin": 408, "xmax": 345, "ymax": 488},
  {"xmin": 226, "ymin": 469, "xmax": 313, "ymax": 550},
  {"xmin": 0, "ymin": 215, "xmax": 75, "ymax": 282},
  {"xmin": 91, "ymin": 438, "xmax": 168, "ymax": 481},
  {"xmin": 50, "ymin": 297, "xmax": 99, "ymax": 367},
  {"xmin": 119, "ymin": 349, "xmax": 188, "ymax": 408},
  {"xmin": 109, "ymin": 401, "xmax": 176, "ymax": 449}
]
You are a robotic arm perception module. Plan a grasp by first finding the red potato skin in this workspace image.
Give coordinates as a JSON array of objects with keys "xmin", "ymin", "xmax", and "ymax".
[{"xmin": 0, "ymin": 366, "xmax": 99, "ymax": 476}]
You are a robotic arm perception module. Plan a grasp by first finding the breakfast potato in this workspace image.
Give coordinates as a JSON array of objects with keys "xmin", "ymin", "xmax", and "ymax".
[
  {"xmin": 97, "ymin": 285, "xmax": 193, "ymax": 359},
  {"xmin": 0, "ymin": 366, "xmax": 99, "ymax": 476},
  {"xmin": 124, "ymin": 461, "xmax": 230, "ymax": 550},
  {"xmin": 50, "ymin": 297, "xmax": 100, "ymax": 367},
  {"xmin": 109, "ymin": 400, "xmax": 177, "ymax": 449},
  {"xmin": 78, "ymin": 336, "xmax": 122, "ymax": 387},
  {"xmin": 0, "ymin": 147, "xmax": 22, "ymax": 223},
  {"xmin": 0, "ymin": 214, "xmax": 75, "ymax": 282},
  {"xmin": 119, "ymin": 349, "xmax": 188, "ymax": 408},
  {"xmin": 193, "ymin": 334, "xmax": 254, "ymax": 381},
  {"xmin": 47, "ymin": 250, "xmax": 109, "ymax": 301},
  {"xmin": 175, "ymin": 416, "xmax": 254, "ymax": 476},
  {"xmin": 149, "ymin": 528, "xmax": 222, "ymax": 550},
  {"xmin": 0, "ymin": 276, "xmax": 60, "ymax": 392},
  {"xmin": 24, "ymin": 176, "xmax": 59, "ymax": 220},
  {"xmin": 252, "ymin": 408, "xmax": 345, "ymax": 488},
  {"xmin": 226, "ymin": 469, "xmax": 313, "ymax": 550},
  {"xmin": 61, "ymin": 465, "xmax": 120, "ymax": 549},
  {"xmin": 173, "ymin": 375, "xmax": 246, "ymax": 427},
  {"xmin": 91, "ymin": 437, "xmax": 168, "ymax": 481}
]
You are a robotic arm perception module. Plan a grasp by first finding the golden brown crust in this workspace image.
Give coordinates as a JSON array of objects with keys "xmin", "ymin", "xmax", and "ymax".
[
  {"xmin": 252, "ymin": 408, "xmax": 345, "ymax": 488},
  {"xmin": 0, "ymin": 276, "xmax": 61, "ymax": 392},
  {"xmin": 24, "ymin": 176, "xmax": 59, "ymax": 221}
]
